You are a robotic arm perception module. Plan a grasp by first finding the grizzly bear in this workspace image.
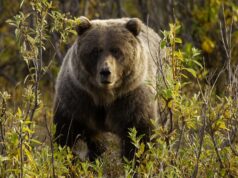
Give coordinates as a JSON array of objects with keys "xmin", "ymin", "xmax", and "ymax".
[{"xmin": 54, "ymin": 16, "xmax": 161, "ymax": 161}]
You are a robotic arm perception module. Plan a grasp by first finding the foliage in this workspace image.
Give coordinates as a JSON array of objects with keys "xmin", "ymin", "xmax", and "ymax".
[
  {"xmin": 1, "ymin": 0, "xmax": 103, "ymax": 177},
  {"xmin": 0, "ymin": 0, "xmax": 238, "ymax": 177},
  {"xmin": 124, "ymin": 22, "xmax": 238, "ymax": 177}
]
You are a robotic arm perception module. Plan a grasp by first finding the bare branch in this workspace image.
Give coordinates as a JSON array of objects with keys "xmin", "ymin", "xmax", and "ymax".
[
  {"xmin": 44, "ymin": 111, "xmax": 56, "ymax": 178},
  {"xmin": 191, "ymin": 104, "xmax": 207, "ymax": 178}
]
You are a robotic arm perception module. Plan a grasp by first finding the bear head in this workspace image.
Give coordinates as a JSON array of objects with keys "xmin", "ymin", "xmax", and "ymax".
[{"xmin": 71, "ymin": 17, "xmax": 148, "ymax": 105}]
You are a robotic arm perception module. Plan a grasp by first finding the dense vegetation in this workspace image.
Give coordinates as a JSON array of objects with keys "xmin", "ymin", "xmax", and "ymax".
[{"xmin": 0, "ymin": 0, "xmax": 238, "ymax": 177}]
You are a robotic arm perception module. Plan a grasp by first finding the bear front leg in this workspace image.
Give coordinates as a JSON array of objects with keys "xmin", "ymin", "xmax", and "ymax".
[
  {"xmin": 121, "ymin": 132, "xmax": 137, "ymax": 160},
  {"xmin": 107, "ymin": 86, "xmax": 157, "ymax": 160},
  {"xmin": 121, "ymin": 119, "xmax": 154, "ymax": 160},
  {"xmin": 54, "ymin": 97, "xmax": 107, "ymax": 161},
  {"xmin": 54, "ymin": 101, "xmax": 81, "ymax": 148},
  {"xmin": 86, "ymin": 132, "xmax": 107, "ymax": 161}
]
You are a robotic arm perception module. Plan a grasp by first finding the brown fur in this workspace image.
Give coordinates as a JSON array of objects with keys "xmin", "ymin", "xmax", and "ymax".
[{"xmin": 54, "ymin": 17, "xmax": 161, "ymax": 160}]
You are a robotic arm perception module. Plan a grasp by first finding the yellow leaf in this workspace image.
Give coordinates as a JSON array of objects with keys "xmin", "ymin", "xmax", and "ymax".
[
  {"xmin": 224, "ymin": 109, "xmax": 231, "ymax": 119},
  {"xmin": 168, "ymin": 100, "xmax": 173, "ymax": 108},
  {"xmin": 24, "ymin": 146, "xmax": 37, "ymax": 170},
  {"xmin": 216, "ymin": 120, "xmax": 229, "ymax": 131},
  {"xmin": 136, "ymin": 143, "xmax": 145, "ymax": 158},
  {"xmin": 17, "ymin": 107, "xmax": 23, "ymax": 118},
  {"xmin": 201, "ymin": 37, "xmax": 215, "ymax": 53}
]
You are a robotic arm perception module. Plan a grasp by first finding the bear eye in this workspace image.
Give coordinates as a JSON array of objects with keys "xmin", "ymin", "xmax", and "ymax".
[
  {"xmin": 91, "ymin": 48, "xmax": 103, "ymax": 58},
  {"xmin": 110, "ymin": 48, "xmax": 123, "ymax": 59}
]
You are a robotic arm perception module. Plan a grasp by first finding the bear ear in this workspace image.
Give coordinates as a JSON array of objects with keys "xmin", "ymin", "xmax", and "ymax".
[
  {"xmin": 125, "ymin": 18, "xmax": 142, "ymax": 36},
  {"xmin": 76, "ymin": 16, "xmax": 91, "ymax": 35}
]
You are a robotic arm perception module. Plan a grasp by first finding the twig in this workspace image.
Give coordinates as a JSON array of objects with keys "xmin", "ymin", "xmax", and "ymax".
[
  {"xmin": 0, "ymin": 98, "xmax": 6, "ymax": 156},
  {"xmin": 227, "ymin": 130, "xmax": 238, "ymax": 156},
  {"xmin": 175, "ymin": 120, "xmax": 185, "ymax": 159},
  {"xmin": 145, "ymin": 15, "xmax": 169, "ymax": 89},
  {"xmin": 209, "ymin": 128, "xmax": 224, "ymax": 169},
  {"xmin": 51, "ymin": 33, "xmax": 64, "ymax": 64},
  {"xmin": 82, "ymin": 0, "xmax": 89, "ymax": 16},
  {"xmin": 191, "ymin": 104, "xmax": 207, "ymax": 178},
  {"xmin": 19, "ymin": 121, "xmax": 24, "ymax": 178},
  {"xmin": 66, "ymin": 116, "xmax": 74, "ymax": 146},
  {"xmin": 29, "ymin": 7, "xmax": 44, "ymax": 122},
  {"xmin": 44, "ymin": 111, "xmax": 56, "ymax": 178},
  {"xmin": 115, "ymin": 0, "xmax": 122, "ymax": 17},
  {"xmin": 137, "ymin": 0, "xmax": 148, "ymax": 22}
]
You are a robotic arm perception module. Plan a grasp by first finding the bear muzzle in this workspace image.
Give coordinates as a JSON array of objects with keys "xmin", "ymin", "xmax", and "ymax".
[
  {"xmin": 97, "ymin": 67, "xmax": 115, "ymax": 89},
  {"xmin": 100, "ymin": 68, "xmax": 111, "ymax": 83},
  {"xmin": 97, "ymin": 57, "xmax": 118, "ymax": 89}
]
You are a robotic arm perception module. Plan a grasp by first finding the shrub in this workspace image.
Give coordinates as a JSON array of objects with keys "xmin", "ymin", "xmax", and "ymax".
[{"xmin": 0, "ymin": 0, "xmax": 237, "ymax": 177}]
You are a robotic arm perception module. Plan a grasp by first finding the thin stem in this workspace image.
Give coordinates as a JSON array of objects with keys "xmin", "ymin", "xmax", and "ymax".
[
  {"xmin": 175, "ymin": 120, "xmax": 185, "ymax": 159},
  {"xmin": 44, "ymin": 113, "xmax": 56, "ymax": 178},
  {"xmin": 0, "ymin": 99, "xmax": 6, "ymax": 155},
  {"xmin": 210, "ymin": 130, "xmax": 224, "ymax": 169},
  {"xmin": 19, "ymin": 121, "xmax": 23, "ymax": 178},
  {"xmin": 30, "ymin": 8, "xmax": 44, "ymax": 122},
  {"xmin": 192, "ymin": 104, "xmax": 207, "ymax": 178}
]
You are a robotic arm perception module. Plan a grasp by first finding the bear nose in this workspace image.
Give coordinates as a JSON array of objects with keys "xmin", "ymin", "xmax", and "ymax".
[{"xmin": 100, "ymin": 68, "xmax": 111, "ymax": 77}]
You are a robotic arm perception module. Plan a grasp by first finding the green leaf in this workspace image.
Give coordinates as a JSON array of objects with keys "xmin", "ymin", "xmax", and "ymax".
[
  {"xmin": 216, "ymin": 120, "xmax": 229, "ymax": 131},
  {"xmin": 22, "ymin": 127, "xmax": 34, "ymax": 134},
  {"xmin": 175, "ymin": 37, "xmax": 182, "ymax": 44},
  {"xmin": 0, "ymin": 155, "xmax": 9, "ymax": 162},
  {"xmin": 135, "ymin": 143, "xmax": 145, "ymax": 158},
  {"xmin": 193, "ymin": 60, "xmax": 203, "ymax": 69},
  {"xmin": 17, "ymin": 107, "xmax": 23, "ymax": 118},
  {"xmin": 181, "ymin": 73, "xmax": 188, "ymax": 79},
  {"xmin": 6, "ymin": 19, "xmax": 16, "ymax": 27},
  {"xmin": 160, "ymin": 40, "xmax": 167, "ymax": 49},
  {"xmin": 162, "ymin": 88, "xmax": 173, "ymax": 100},
  {"xmin": 31, "ymin": 139, "xmax": 42, "ymax": 145},
  {"xmin": 182, "ymin": 67, "xmax": 197, "ymax": 78},
  {"xmin": 20, "ymin": 0, "xmax": 25, "ymax": 8}
]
